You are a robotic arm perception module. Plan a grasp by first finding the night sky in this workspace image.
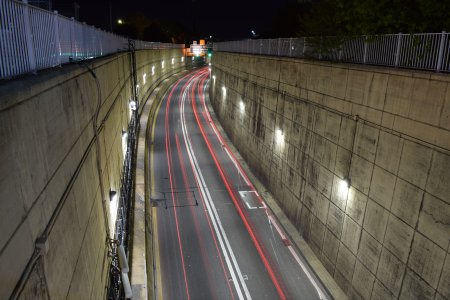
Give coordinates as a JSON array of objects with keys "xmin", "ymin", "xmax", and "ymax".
[{"xmin": 56, "ymin": 0, "xmax": 288, "ymax": 40}]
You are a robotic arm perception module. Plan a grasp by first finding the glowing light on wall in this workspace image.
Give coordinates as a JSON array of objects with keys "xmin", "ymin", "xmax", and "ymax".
[
  {"xmin": 239, "ymin": 100, "xmax": 245, "ymax": 113},
  {"xmin": 275, "ymin": 128, "xmax": 284, "ymax": 145},
  {"xmin": 152, "ymin": 65, "xmax": 155, "ymax": 76},
  {"xmin": 109, "ymin": 190, "xmax": 118, "ymax": 236},
  {"xmin": 143, "ymin": 73, "xmax": 147, "ymax": 85},
  {"xmin": 338, "ymin": 178, "xmax": 350, "ymax": 200},
  {"xmin": 122, "ymin": 130, "xmax": 128, "ymax": 159},
  {"xmin": 181, "ymin": 56, "xmax": 184, "ymax": 62},
  {"xmin": 171, "ymin": 58, "xmax": 174, "ymax": 65},
  {"xmin": 129, "ymin": 100, "xmax": 136, "ymax": 118},
  {"xmin": 222, "ymin": 86, "xmax": 226, "ymax": 98},
  {"xmin": 161, "ymin": 60, "xmax": 165, "ymax": 68}
]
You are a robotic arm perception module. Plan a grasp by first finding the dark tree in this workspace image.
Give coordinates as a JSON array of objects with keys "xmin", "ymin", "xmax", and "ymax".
[{"xmin": 300, "ymin": 0, "xmax": 450, "ymax": 36}]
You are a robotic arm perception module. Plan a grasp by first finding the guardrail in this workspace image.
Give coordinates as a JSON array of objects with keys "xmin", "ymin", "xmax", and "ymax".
[
  {"xmin": 0, "ymin": 0, "xmax": 184, "ymax": 80},
  {"xmin": 213, "ymin": 33, "xmax": 450, "ymax": 72}
]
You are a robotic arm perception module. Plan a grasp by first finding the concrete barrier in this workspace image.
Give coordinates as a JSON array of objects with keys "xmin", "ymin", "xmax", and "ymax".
[
  {"xmin": 210, "ymin": 52, "xmax": 450, "ymax": 300},
  {"xmin": 0, "ymin": 48, "xmax": 187, "ymax": 299}
]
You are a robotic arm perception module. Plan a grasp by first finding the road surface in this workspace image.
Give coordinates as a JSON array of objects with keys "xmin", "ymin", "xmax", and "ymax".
[{"xmin": 150, "ymin": 67, "xmax": 327, "ymax": 300}]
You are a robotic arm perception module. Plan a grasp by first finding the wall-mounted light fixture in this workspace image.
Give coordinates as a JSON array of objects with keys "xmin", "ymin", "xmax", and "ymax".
[
  {"xmin": 110, "ymin": 190, "xmax": 117, "ymax": 202},
  {"xmin": 151, "ymin": 65, "xmax": 155, "ymax": 76},
  {"xmin": 222, "ymin": 86, "xmax": 226, "ymax": 98},
  {"xmin": 143, "ymin": 73, "xmax": 147, "ymax": 85},
  {"xmin": 109, "ymin": 190, "xmax": 118, "ymax": 236},
  {"xmin": 181, "ymin": 56, "xmax": 184, "ymax": 62},
  {"xmin": 239, "ymin": 100, "xmax": 245, "ymax": 113},
  {"xmin": 129, "ymin": 100, "xmax": 136, "ymax": 111},
  {"xmin": 171, "ymin": 58, "xmax": 174, "ymax": 65},
  {"xmin": 161, "ymin": 60, "xmax": 165, "ymax": 68},
  {"xmin": 338, "ymin": 177, "xmax": 351, "ymax": 201},
  {"xmin": 122, "ymin": 130, "xmax": 128, "ymax": 158},
  {"xmin": 275, "ymin": 128, "xmax": 284, "ymax": 145}
]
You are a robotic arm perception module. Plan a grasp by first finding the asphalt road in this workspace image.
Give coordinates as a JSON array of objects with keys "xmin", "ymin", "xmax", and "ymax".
[{"xmin": 151, "ymin": 67, "xmax": 327, "ymax": 300}]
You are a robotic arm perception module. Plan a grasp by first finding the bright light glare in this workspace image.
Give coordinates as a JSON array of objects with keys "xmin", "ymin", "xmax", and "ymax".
[
  {"xmin": 129, "ymin": 100, "xmax": 136, "ymax": 111},
  {"xmin": 209, "ymin": 63, "xmax": 211, "ymax": 66},
  {"xmin": 171, "ymin": 58, "xmax": 174, "ymax": 65},
  {"xmin": 122, "ymin": 130, "xmax": 128, "ymax": 159},
  {"xmin": 151, "ymin": 65, "xmax": 155, "ymax": 75},
  {"xmin": 208, "ymin": 68, "xmax": 211, "ymax": 72},
  {"xmin": 239, "ymin": 101, "xmax": 245, "ymax": 112},
  {"xmin": 338, "ymin": 178, "xmax": 350, "ymax": 200},
  {"xmin": 222, "ymin": 86, "xmax": 226, "ymax": 97},
  {"xmin": 275, "ymin": 129, "xmax": 284, "ymax": 145},
  {"xmin": 181, "ymin": 56, "xmax": 184, "ymax": 62},
  {"xmin": 109, "ymin": 191, "xmax": 118, "ymax": 235},
  {"xmin": 143, "ymin": 73, "xmax": 147, "ymax": 85},
  {"xmin": 161, "ymin": 60, "xmax": 165, "ymax": 68},
  {"xmin": 117, "ymin": 19, "xmax": 123, "ymax": 25},
  {"xmin": 192, "ymin": 57, "xmax": 195, "ymax": 61}
]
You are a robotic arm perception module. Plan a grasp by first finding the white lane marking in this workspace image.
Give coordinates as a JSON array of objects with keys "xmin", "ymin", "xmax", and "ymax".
[
  {"xmin": 224, "ymin": 148, "xmax": 250, "ymax": 186},
  {"xmin": 202, "ymin": 79, "xmax": 328, "ymax": 300},
  {"xmin": 180, "ymin": 77, "xmax": 251, "ymax": 300},
  {"xmin": 269, "ymin": 216, "xmax": 326, "ymax": 300},
  {"xmin": 238, "ymin": 191, "xmax": 264, "ymax": 210}
]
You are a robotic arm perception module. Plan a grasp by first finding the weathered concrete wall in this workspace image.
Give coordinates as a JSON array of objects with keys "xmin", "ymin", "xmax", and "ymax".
[
  {"xmin": 0, "ymin": 48, "xmax": 185, "ymax": 299},
  {"xmin": 210, "ymin": 52, "xmax": 450, "ymax": 300}
]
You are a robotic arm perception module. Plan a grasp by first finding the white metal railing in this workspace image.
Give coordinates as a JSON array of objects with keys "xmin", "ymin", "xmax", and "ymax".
[
  {"xmin": 0, "ymin": 0, "xmax": 184, "ymax": 79},
  {"xmin": 213, "ymin": 33, "xmax": 450, "ymax": 72}
]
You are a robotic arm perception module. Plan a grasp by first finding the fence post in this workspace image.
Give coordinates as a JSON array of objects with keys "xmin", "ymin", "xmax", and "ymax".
[
  {"xmin": 71, "ymin": 17, "xmax": 76, "ymax": 58},
  {"xmin": 436, "ymin": 31, "xmax": 446, "ymax": 72},
  {"xmin": 363, "ymin": 35, "xmax": 368, "ymax": 63},
  {"xmin": 319, "ymin": 37, "xmax": 322, "ymax": 59},
  {"xmin": 53, "ymin": 11, "xmax": 61, "ymax": 66},
  {"xmin": 278, "ymin": 39, "xmax": 281, "ymax": 56},
  {"xmin": 289, "ymin": 38, "xmax": 293, "ymax": 57},
  {"xmin": 303, "ymin": 37, "xmax": 306, "ymax": 57},
  {"xmin": 22, "ymin": 0, "xmax": 37, "ymax": 72},
  {"xmin": 395, "ymin": 32, "xmax": 402, "ymax": 67}
]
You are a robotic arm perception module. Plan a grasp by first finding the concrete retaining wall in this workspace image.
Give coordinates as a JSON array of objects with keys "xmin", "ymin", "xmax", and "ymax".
[
  {"xmin": 210, "ymin": 52, "xmax": 450, "ymax": 300},
  {"xmin": 0, "ymin": 49, "xmax": 186, "ymax": 299}
]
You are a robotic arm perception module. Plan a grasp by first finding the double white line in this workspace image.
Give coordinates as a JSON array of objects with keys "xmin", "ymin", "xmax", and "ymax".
[{"xmin": 179, "ymin": 76, "xmax": 252, "ymax": 300}]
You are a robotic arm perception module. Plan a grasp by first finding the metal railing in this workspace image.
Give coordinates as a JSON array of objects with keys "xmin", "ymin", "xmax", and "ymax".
[
  {"xmin": 108, "ymin": 112, "xmax": 138, "ymax": 300},
  {"xmin": 213, "ymin": 33, "xmax": 450, "ymax": 72},
  {"xmin": 0, "ymin": 0, "xmax": 184, "ymax": 79}
]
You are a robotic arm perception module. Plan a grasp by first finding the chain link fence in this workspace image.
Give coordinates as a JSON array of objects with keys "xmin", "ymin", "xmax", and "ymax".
[{"xmin": 213, "ymin": 33, "xmax": 450, "ymax": 72}]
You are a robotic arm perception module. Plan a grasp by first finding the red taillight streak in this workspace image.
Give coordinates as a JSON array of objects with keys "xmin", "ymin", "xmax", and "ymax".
[
  {"xmin": 175, "ymin": 128, "xmax": 219, "ymax": 300},
  {"xmin": 191, "ymin": 78, "xmax": 287, "ymax": 300},
  {"xmin": 179, "ymin": 72, "xmax": 236, "ymax": 300},
  {"xmin": 164, "ymin": 72, "xmax": 201, "ymax": 300}
]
